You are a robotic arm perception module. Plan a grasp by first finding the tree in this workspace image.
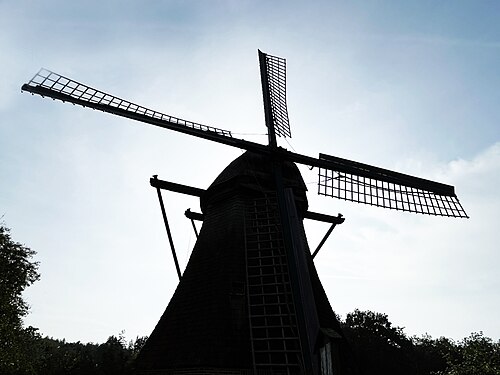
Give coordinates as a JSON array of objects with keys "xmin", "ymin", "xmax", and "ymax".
[
  {"xmin": 0, "ymin": 223, "xmax": 41, "ymax": 374},
  {"xmin": 342, "ymin": 309, "xmax": 416, "ymax": 375},
  {"xmin": 435, "ymin": 332, "xmax": 500, "ymax": 375},
  {"xmin": 412, "ymin": 334, "xmax": 456, "ymax": 374},
  {"xmin": 340, "ymin": 310, "xmax": 500, "ymax": 375}
]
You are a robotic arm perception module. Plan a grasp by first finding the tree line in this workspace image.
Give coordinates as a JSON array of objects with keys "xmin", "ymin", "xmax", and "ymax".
[
  {"xmin": 1, "ymin": 222, "xmax": 499, "ymax": 374},
  {"xmin": 341, "ymin": 309, "xmax": 499, "ymax": 374}
]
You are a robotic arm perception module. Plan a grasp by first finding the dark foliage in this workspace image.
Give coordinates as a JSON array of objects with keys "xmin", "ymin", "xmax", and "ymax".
[
  {"xmin": 434, "ymin": 332, "xmax": 500, "ymax": 375},
  {"xmin": 30, "ymin": 333, "xmax": 147, "ymax": 375},
  {"xmin": 341, "ymin": 309, "xmax": 500, "ymax": 375},
  {"xmin": 0, "ymin": 223, "xmax": 40, "ymax": 374},
  {"xmin": 342, "ymin": 309, "xmax": 416, "ymax": 374}
]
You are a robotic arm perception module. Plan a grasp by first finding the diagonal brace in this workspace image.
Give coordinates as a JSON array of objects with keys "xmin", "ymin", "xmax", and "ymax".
[{"xmin": 153, "ymin": 175, "xmax": 182, "ymax": 281}]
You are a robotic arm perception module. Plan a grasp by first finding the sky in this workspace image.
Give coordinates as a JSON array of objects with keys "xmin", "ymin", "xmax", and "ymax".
[{"xmin": 1, "ymin": 1, "xmax": 499, "ymax": 344}]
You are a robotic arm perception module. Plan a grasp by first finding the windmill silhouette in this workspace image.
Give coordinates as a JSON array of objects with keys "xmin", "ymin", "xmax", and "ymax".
[{"xmin": 22, "ymin": 50, "xmax": 468, "ymax": 375}]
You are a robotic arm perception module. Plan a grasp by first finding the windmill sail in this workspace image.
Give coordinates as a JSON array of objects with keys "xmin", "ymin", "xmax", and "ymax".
[
  {"xmin": 21, "ymin": 69, "xmax": 233, "ymax": 138},
  {"xmin": 259, "ymin": 50, "xmax": 291, "ymax": 140},
  {"xmin": 317, "ymin": 153, "xmax": 468, "ymax": 218}
]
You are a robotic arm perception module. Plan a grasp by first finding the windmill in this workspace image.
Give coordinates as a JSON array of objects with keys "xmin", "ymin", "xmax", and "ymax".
[{"xmin": 21, "ymin": 50, "xmax": 468, "ymax": 375}]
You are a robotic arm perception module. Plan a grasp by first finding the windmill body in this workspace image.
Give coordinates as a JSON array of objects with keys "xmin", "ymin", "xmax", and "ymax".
[
  {"xmin": 21, "ymin": 50, "xmax": 468, "ymax": 375},
  {"xmin": 136, "ymin": 151, "xmax": 352, "ymax": 374}
]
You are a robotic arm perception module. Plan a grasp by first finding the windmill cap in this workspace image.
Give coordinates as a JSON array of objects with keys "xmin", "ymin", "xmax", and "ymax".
[{"xmin": 201, "ymin": 151, "xmax": 308, "ymax": 214}]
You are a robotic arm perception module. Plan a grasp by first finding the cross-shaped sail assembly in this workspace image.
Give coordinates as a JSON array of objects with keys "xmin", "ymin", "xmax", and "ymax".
[
  {"xmin": 22, "ymin": 63, "xmax": 468, "ymax": 219},
  {"xmin": 22, "ymin": 62, "xmax": 468, "ymax": 219}
]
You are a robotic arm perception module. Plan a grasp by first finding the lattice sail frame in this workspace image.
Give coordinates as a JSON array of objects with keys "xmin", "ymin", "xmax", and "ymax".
[
  {"xmin": 261, "ymin": 53, "xmax": 291, "ymax": 138},
  {"xmin": 22, "ymin": 61, "xmax": 469, "ymax": 219},
  {"xmin": 23, "ymin": 69, "xmax": 232, "ymax": 137},
  {"xmin": 317, "ymin": 160, "xmax": 468, "ymax": 218}
]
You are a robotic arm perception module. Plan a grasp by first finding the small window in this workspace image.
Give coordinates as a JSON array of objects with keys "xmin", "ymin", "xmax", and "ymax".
[{"xmin": 320, "ymin": 341, "xmax": 333, "ymax": 375}]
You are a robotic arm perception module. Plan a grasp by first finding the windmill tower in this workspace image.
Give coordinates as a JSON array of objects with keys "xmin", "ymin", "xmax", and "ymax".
[{"xmin": 22, "ymin": 50, "xmax": 468, "ymax": 375}]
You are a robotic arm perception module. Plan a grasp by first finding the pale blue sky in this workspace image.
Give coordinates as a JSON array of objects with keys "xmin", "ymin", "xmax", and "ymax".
[{"xmin": 1, "ymin": 1, "xmax": 499, "ymax": 343}]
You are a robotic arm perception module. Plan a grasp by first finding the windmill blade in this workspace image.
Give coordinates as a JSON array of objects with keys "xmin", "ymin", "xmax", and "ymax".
[
  {"xmin": 316, "ymin": 153, "xmax": 468, "ymax": 218},
  {"xmin": 258, "ymin": 50, "xmax": 291, "ymax": 141},
  {"xmin": 21, "ymin": 68, "xmax": 233, "ymax": 140},
  {"xmin": 21, "ymin": 68, "xmax": 277, "ymax": 155}
]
